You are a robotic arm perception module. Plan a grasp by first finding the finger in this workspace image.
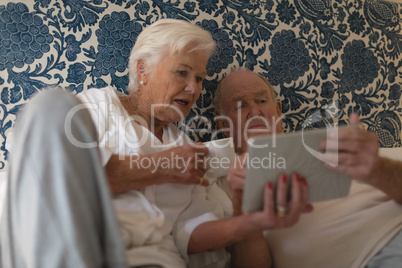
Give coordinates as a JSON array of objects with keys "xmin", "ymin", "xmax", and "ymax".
[
  {"xmin": 290, "ymin": 173, "xmax": 302, "ymax": 203},
  {"xmin": 227, "ymin": 165, "xmax": 246, "ymax": 190},
  {"xmin": 227, "ymin": 175, "xmax": 245, "ymax": 191},
  {"xmin": 287, "ymin": 173, "xmax": 303, "ymax": 220},
  {"xmin": 326, "ymin": 127, "xmax": 363, "ymax": 144},
  {"xmin": 236, "ymin": 153, "xmax": 248, "ymax": 164},
  {"xmin": 275, "ymin": 174, "xmax": 288, "ymax": 207},
  {"xmin": 320, "ymin": 151, "xmax": 356, "ymax": 167},
  {"xmin": 300, "ymin": 177, "xmax": 312, "ymax": 213},
  {"xmin": 201, "ymin": 177, "xmax": 210, "ymax": 186},
  {"xmin": 304, "ymin": 204, "xmax": 314, "ymax": 213},
  {"xmin": 231, "ymin": 166, "xmax": 246, "ymax": 179},
  {"xmin": 263, "ymin": 182, "xmax": 275, "ymax": 219},
  {"xmin": 193, "ymin": 155, "xmax": 208, "ymax": 172},
  {"xmin": 187, "ymin": 168, "xmax": 205, "ymax": 180},
  {"xmin": 349, "ymin": 113, "xmax": 360, "ymax": 126},
  {"xmin": 324, "ymin": 137, "xmax": 376, "ymax": 154},
  {"xmin": 192, "ymin": 176, "xmax": 210, "ymax": 187},
  {"xmin": 195, "ymin": 143, "xmax": 209, "ymax": 155},
  {"xmin": 197, "ymin": 160, "xmax": 208, "ymax": 173}
]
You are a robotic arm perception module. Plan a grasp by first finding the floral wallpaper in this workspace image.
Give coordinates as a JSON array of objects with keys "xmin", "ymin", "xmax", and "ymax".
[{"xmin": 0, "ymin": 0, "xmax": 401, "ymax": 170}]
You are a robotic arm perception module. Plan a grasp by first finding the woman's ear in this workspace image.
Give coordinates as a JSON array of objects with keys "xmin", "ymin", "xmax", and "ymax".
[{"xmin": 136, "ymin": 60, "xmax": 147, "ymax": 84}]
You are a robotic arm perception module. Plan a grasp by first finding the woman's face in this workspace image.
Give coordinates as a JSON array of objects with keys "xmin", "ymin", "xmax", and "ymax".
[{"xmin": 142, "ymin": 46, "xmax": 208, "ymax": 124}]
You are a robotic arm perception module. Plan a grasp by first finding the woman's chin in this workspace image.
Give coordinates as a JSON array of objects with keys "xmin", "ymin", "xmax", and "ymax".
[{"xmin": 153, "ymin": 108, "xmax": 190, "ymax": 123}]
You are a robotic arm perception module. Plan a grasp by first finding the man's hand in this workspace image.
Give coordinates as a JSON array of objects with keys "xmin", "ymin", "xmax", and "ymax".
[{"xmin": 320, "ymin": 113, "xmax": 380, "ymax": 185}]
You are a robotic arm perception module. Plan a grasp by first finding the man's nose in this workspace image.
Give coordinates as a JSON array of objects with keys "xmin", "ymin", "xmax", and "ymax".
[{"xmin": 247, "ymin": 103, "xmax": 262, "ymax": 119}]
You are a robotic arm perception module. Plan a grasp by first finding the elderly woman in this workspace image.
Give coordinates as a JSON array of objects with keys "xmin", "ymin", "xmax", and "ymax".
[{"xmin": 1, "ymin": 19, "xmax": 310, "ymax": 268}]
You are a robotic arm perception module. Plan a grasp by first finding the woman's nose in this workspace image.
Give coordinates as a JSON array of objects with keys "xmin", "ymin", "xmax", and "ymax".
[{"xmin": 185, "ymin": 78, "xmax": 201, "ymax": 95}]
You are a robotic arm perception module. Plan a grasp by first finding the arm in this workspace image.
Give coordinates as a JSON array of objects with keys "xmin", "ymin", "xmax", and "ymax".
[
  {"xmin": 369, "ymin": 156, "xmax": 402, "ymax": 204},
  {"xmin": 188, "ymin": 214, "xmax": 272, "ymax": 268},
  {"xmin": 188, "ymin": 166, "xmax": 312, "ymax": 268},
  {"xmin": 105, "ymin": 144, "xmax": 209, "ymax": 194},
  {"xmin": 321, "ymin": 113, "xmax": 402, "ymax": 203}
]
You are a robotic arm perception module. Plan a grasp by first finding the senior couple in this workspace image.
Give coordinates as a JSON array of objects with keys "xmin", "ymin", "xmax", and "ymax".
[{"xmin": 1, "ymin": 19, "xmax": 402, "ymax": 268}]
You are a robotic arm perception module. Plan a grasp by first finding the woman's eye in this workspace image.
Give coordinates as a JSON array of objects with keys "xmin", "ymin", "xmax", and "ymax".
[{"xmin": 196, "ymin": 77, "xmax": 203, "ymax": 83}]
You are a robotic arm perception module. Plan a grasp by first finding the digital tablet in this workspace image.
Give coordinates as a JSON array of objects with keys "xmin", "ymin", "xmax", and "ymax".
[{"xmin": 242, "ymin": 127, "xmax": 353, "ymax": 213}]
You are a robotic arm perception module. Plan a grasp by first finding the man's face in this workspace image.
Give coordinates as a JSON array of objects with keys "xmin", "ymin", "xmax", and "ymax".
[{"xmin": 216, "ymin": 71, "xmax": 283, "ymax": 154}]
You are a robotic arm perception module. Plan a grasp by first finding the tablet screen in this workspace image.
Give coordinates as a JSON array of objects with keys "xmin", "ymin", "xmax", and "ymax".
[{"xmin": 242, "ymin": 127, "xmax": 352, "ymax": 213}]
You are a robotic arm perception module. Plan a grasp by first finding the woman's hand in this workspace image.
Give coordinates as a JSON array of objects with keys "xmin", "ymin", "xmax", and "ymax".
[
  {"xmin": 188, "ymin": 161, "xmax": 313, "ymax": 254},
  {"xmin": 247, "ymin": 173, "xmax": 313, "ymax": 229},
  {"xmin": 227, "ymin": 154, "xmax": 313, "ymax": 228},
  {"xmin": 153, "ymin": 143, "xmax": 210, "ymax": 186}
]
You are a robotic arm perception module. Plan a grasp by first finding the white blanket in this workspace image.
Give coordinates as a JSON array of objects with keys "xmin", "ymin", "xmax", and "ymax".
[
  {"xmin": 265, "ymin": 147, "xmax": 402, "ymax": 268},
  {"xmin": 0, "ymin": 139, "xmax": 401, "ymax": 267}
]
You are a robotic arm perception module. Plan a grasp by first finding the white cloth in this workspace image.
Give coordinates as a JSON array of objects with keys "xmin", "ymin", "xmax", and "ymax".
[
  {"xmin": 76, "ymin": 86, "xmax": 232, "ymax": 268},
  {"xmin": 1, "ymin": 89, "xmax": 127, "ymax": 268},
  {"xmin": 265, "ymin": 180, "xmax": 402, "ymax": 268}
]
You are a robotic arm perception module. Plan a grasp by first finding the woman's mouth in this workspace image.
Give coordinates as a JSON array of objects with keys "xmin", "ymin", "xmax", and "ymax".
[{"xmin": 175, "ymin": 99, "xmax": 190, "ymax": 107}]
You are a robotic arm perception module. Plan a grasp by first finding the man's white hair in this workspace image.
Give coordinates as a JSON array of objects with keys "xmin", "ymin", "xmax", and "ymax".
[{"xmin": 127, "ymin": 19, "xmax": 216, "ymax": 93}]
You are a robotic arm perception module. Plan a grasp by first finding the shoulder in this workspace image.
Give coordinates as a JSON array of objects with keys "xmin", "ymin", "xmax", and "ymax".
[{"xmin": 76, "ymin": 86, "xmax": 120, "ymax": 105}]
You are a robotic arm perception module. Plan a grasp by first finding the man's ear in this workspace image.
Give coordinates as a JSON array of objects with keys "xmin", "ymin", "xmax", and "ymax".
[
  {"xmin": 275, "ymin": 100, "xmax": 284, "ymax": 133},
  {"xmin": 276, "ymin": 100, "xmax": 282, "ymax": 116}
]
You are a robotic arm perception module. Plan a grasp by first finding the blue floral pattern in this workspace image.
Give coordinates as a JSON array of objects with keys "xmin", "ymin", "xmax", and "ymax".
[
  {"xmin": 0, "ymin": 0, "xmax": 401, "ymax": 170},
  {"xmin": 339, "ymin": 40, "xmax": 380, "ymax": 93},
  {"xmin": 264, "ymin": 29, "xmax": 312, "ymax": 85},
  {"xmin": 0, "ymin": 3, "xmax": 53, "ymax": 70}
]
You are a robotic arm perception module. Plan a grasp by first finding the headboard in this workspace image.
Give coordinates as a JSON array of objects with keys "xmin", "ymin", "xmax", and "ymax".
[{"xmin": 0, "ymin": 0, "xmax": 401, "ymax": 171}]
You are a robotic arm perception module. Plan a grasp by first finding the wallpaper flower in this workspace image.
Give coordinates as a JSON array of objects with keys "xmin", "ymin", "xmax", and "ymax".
[{"xmin": 0, "ymin": 0, "xmax": 401, "ymax": 170}]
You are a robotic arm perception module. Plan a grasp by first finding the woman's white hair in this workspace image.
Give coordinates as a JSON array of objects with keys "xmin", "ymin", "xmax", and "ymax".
[{"xmin": 127, "ymin": 19, "xmax": 216, "ymax": 93}]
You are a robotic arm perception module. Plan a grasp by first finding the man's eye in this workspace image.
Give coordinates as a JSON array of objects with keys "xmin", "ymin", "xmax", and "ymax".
[
  {"xmin": 177, "ymin": 70, "xmax": 187, "ymax": 77},
  {"xmin": 259, "ymin": 99, "xmax": 267, "ymax": 103},
  {"xmin": 235, "ymin": 104, "xmax": 243, "ymax": 110},
  {"xmin": 196, "ymin": 77, "xmax": 204, "ymax": 83}
]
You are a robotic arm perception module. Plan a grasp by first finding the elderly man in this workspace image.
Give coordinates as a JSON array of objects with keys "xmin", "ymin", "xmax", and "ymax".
[{"xmin": 214, "ymin": 69, "xmax": 402, "ymax": 268}]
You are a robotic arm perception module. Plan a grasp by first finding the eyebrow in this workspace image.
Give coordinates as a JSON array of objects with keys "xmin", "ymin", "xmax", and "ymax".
[
  {"xmin": 232, "ymin": 89, "xmax": 270, "ymax": 102},
  {"xmin": 180, "ymin": 64, "xmax": 207, "ymax": 77}
]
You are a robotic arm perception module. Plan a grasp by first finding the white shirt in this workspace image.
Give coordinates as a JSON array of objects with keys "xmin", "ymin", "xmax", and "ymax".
[
  {"xmin": 265, "ymin": 180, "xmax": 402, "ymax": 268},
  {"xmin": 77, "ymin": 86, "xmax": 232, "ymax": 268}
]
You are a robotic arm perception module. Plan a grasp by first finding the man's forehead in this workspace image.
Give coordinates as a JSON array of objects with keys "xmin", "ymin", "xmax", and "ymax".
[{"xmin": 231, "ymin": 89, "xmax": 270, "ymax": 101}]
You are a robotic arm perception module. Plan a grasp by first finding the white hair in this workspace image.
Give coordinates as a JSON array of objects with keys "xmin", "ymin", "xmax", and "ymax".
[{"xmin": 127, "ymin": 19, "xmax": 216, "ymax": 93}]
